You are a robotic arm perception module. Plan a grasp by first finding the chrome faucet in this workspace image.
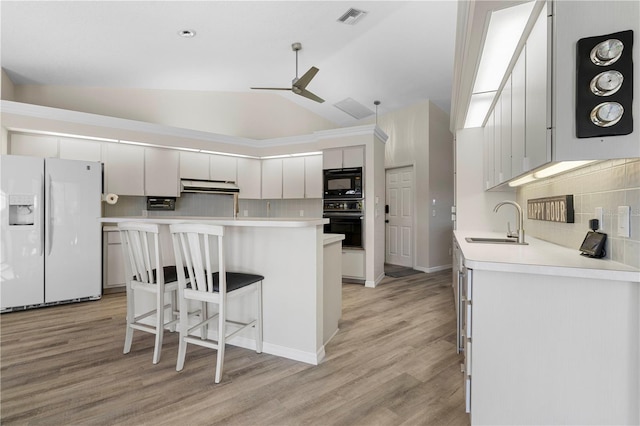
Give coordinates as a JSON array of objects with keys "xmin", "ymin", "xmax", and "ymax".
[{"xmin": 494, "ymin": 201, "xmax": 525, "ymax": 244}]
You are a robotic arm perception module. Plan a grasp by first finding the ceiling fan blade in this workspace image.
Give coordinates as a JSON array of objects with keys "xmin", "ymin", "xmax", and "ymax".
[
  {"xmin": 250, "ymin": 87, "xmax": 292, "ymax": 91},
  {"xmin": 293, "ymin": 67, "xmax": 319, "ymax": 90},
  {"xmin": 298, "ymin": 89, "xmax": 325, "ymax": 103}
]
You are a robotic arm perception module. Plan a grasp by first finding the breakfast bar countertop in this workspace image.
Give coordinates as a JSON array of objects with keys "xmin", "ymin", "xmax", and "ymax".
[
  {"xmin": 454, "ymin": 230, "xmax": 640, "ymax": 283},
  {"xmin": 100, "ymin": 216, "xmax": 328, "ymax": 228}
]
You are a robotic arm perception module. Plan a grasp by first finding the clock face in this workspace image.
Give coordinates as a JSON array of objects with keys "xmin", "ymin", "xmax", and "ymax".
[
  {"xmin": 590, "ymin": 102, "xmax": 624, "ymax": 127},
  {"xmin": 589, "ymin": 70, "xmax": 624, "ymax": 96},
  {"xmin": 590, "ymin": 38, "xmax": 624, "ymax": 66}
]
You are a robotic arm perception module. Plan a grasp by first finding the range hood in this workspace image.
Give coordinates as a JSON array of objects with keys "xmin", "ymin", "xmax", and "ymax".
[{"xmin": 180, "ymin": 179, "xmax": 240, "ymax": 194}]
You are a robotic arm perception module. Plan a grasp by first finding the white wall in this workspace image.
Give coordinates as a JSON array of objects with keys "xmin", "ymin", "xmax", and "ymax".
[
  {"xmin": 10, "ymin": 85, "xmax": 335, "ymax": 139},
  {"xmin": 455, "ymin": 128, "xmax": 515, "ymax": 232},
  {"xmin": 428, "ymin": 104, "xmax": 455, "ymax": 269},
  {"xmin": 373, "ymin": 101, "xmax": 454, "ymax": 271}
]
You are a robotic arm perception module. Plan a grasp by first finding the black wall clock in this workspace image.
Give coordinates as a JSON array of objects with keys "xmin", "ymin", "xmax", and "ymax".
[{"xmin": 576, "ymin": 30, "xmax": 633, "ymax": 138}]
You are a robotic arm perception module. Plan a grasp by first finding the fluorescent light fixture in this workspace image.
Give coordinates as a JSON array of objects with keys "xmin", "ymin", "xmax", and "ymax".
[
  {"xmin": 509, "ymin": 161, "xmax": 597, "ymax": 187},
  {"xmin": 464, "ymin": 1, "xmax": 535, "ymax": 128},
  {"xmin": 199, "ymin": 150, "xmax": 255, "ymax": 158},
  {"xmin": 8, "ymin": 128, "xmax": 118, "ymax": 143},
  {"xmin": 291, "ymin": 151, "xmax": 322, "ymax": 157},
  {"xmin": 508, "ymin": 173, "xmax": 536, "ymax": 187},
  {"xmin": 261, "ymin": 154, "xmax": 290, "ymax": 159},
  {"xmin": 464, "ymin": 91, "xmax": 496, "ymax": 128},
  {"xmin": 473, "ymin": 1, "xmax": 535, "ymax": 94},
  {"xmin": 532, "ymin": 161, "xmax": 596, "ymax": 178},
  {"xmin": 166, "ymin": 146, "xmax": 200, "ymax": 152},
  {"xmin": 119, "ymin": 140, "xmax": 154, "ymax": 147}
]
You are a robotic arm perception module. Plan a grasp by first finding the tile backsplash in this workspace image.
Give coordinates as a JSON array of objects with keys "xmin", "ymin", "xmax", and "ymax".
[
  {"xmin": 517, "ymin": 158, "xmax": 640, "ymax": 268},
  {"xmin": 103, "ymin": 193, "xmax": 323, "ymax": 219}
]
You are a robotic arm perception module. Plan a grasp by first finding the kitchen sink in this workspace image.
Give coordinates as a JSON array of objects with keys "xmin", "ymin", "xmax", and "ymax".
[{"xmin": 465, "ymin": 237, "xmax": 528, "ymax": 245}]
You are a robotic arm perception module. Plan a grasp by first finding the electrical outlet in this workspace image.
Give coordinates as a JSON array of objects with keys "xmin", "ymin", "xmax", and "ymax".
[
  {"xmin": 299, "ymin": 210, "xmax": 304, "ymax": 217},
  {"xmin": 617, "ymin": 206, "xmax": 630, "ymax": 237},
  {"xmin": 243, "ymin": 210, "xmax": 248, "ymax": 217},
  {"xmin": 595, "ymin": 207, "xmax": 603, "ymax": 230}
]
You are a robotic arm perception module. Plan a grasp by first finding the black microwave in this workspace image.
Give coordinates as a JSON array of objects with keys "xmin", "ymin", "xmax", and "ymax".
[{"xmin": 323, "ymin": 167, "xmax": 363, "ymax": 199}]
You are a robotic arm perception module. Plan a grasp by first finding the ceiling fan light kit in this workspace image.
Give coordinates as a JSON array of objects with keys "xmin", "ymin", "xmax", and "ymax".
[{"xmin": 250, "ymin": 42, "xmax": 325, "ymax": 103}]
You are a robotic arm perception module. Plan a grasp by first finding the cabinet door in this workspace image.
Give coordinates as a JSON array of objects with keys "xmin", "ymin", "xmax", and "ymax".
[
  {"xmin": 282, "ymin": 157, "xmax": 305, "ymax": 199},
  {"xmin": 179, "ymin": 151, "xmax": 210, "ymax": 180},
  {"xmin": 342, "ymin": 146, "xmax": 364, "ymax": 168},
  {"xmin": 511, "ymin": 51, "xmax": 526, "ymax": 177},
  {"xmin": 59, "ymin": 137, "xmax": 102, "ymax": 162},
  {"xmin": 261, "ymin": 158, "xmax": 283, "ymax": 199},
  {"xmin": 342, "ymin": 249, "xmax": 365, "ymax": 279},
  {"xmin": 525, "ymin": 5, "xmax": 549, "ymax": 171},
  {"xmin": 105, "ymin": 232, "xmax": 125, "ymax": 289},
  {"xmin": 483, "ymin": 111, "xmax": 495, "ymax": 190},
  {"xmin": 323, "ymin": 149, "xmax": 343, "ymax": 169},
  {"xmin": 145, "ymin": 148, "xmax": 179, "ymax": 197},
  {"xmin": 209, "ymin": 154, "xmax": 237, "ymax": 182},
  {"xmin": 500, "ymin": 77, "xmax": 512, "ymax": 183},
  {"xmin": 304, "ymin": 155, "xmax": 323, "ymax": 198},
  {"xmin": 236, "ymin": 158, "xmax": 261, "ymax": 199},
  {"xmin": 9, "ymin": 133, "xmax": 58, "ymax": 157},
  {"xmin": 493, "ymin": 96, "xmax": 502, "ymax": 184},
  {"xmin": 105, "ymin": 144, "xmax": 144, "ymax": 196}
]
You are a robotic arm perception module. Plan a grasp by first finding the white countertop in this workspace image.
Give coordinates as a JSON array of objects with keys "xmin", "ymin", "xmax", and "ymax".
[
  {"xmin": 100, "ymin": 216, "xmax": 328, "ymax": 228},
  {"xmin": 454, "ymin": 230, "xmax": 640, "ymax": 282},
  {"xmin": 323, "ymin": 233, "xmax": 345, "ymax": 245}
]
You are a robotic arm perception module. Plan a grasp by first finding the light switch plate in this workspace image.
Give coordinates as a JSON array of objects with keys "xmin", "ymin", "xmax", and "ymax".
[{"xmin": 617, "ymin": 205, "xmax": 630, "ymax": 237}]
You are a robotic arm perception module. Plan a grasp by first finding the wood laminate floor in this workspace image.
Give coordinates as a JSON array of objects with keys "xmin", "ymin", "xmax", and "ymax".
[{"xmin": 1, "ymin": 269, "xmax": 468, "ymax": 426}]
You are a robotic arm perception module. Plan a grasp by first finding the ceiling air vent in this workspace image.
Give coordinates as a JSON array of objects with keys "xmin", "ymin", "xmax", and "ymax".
[
  {"xmin": 337, "ymin": 8, "xmax": 368, "ymax": 25},
  {"xmin": 334, "ymin": 98, "xmax": 374, "ymax": 120}
]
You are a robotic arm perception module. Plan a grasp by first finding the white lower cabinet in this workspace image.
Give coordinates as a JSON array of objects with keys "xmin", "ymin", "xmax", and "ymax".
[
  {"xmin": 342, "ymin": 249, "xmax": 365, "ymax": 279},
  {"xmin": 103, "ymin": 230, "xmax": 125, "ymax": 292}
]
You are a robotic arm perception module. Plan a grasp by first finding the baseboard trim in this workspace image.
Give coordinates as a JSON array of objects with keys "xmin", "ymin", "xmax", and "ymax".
[{"xmin": 415, "ymin": 264, "xmax": 452, "ymax": 274}]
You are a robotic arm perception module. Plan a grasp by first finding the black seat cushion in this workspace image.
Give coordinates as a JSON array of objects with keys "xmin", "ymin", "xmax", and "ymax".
[
  {"xmin": 146, "ymin": 268, "xmax": 263, "ymax": 293},
  {"xmin": 210, "ymin": 272, "xmax": 264, "ymax": 293}
]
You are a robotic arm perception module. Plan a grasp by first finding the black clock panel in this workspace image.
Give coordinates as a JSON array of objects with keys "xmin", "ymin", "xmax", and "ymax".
[{"xmin": 576, "ymin": 30, "xmax": 633, "ymax": 138}]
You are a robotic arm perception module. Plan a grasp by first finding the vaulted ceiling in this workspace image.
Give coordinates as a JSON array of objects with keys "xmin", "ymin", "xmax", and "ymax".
[{"xmin": 1, "ymin": 1, "xmax": 458, "ymax": 126}]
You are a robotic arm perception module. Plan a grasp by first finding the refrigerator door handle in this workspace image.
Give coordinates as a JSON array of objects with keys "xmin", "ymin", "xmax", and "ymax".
[
  {"xmin": 39, "ymin": 173, "xmax": 45, "ymax": 257},
  {"xmin": 46, "ymin": 173, "xmax": 52, "ymax": 256}
]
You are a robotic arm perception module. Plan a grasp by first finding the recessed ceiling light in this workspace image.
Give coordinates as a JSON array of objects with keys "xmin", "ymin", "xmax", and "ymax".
[{"xmin": 178, "ymin": 29, "xmax": 196, "ymax": 38}]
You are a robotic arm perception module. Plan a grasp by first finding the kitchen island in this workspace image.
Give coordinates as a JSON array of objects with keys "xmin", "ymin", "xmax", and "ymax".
[
  {"xmin": 100, "ymin": 216, "xmax": 338, "ymax": 365},
  {"xmin": 454, "ymin": 231, "xmax": 639, "ymax": 425}
]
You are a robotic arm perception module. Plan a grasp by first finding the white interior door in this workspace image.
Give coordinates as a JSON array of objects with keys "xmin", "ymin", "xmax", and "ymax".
[{"xmin": 385, "ymin": 166, "xmax": 413, "ymax": 267}]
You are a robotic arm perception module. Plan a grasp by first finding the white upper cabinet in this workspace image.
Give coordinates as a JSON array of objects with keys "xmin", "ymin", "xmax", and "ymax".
[
  {"xmin": 343, "ymin": 146, "xmax": 364, "ymax": 168},
  {"xmin": 511, "ymin": 50, "xmax": 526, "ymax": 178},
  {"xmin": 525, "ymin": 4, "xmax": 549, "ymax": 171},
  {"xmin": 9, "ymin": 133, "xmax": 58, "ymax": 158},
  {"xmin": 179, "ymin": 151, "xmax": 209, "ymax": 180},
  {"xmin": 323, "ymin": 146, "xmax": 364, "ymax": 169},
  {"xmin": 236, "ymin": 157, "xmax": 261, "ymax": 199},
  {"xmin": 493, "ymin": 94, "xmax": 502, "ymax": 185},
  {"xmin": 261, "ymin": 158, "xmax": 283, "ymax": 199},
  {"xmin": 209, "ymin": 154, "xmax": 237, "ymax": 182},
  {"xmin": 282, "ymin": 157, "xmax": 305, "ymax": 199},
  {"xmin": 105, "ymin": 144, "xmax": 144, "ymax": 196},
  {"xmin": 483, "ymin": 111, "xmax": 495, "ymax": 190},
  {"xmin": 144, "ymin": 147, "xmax": 179, "ymax": 197},
  {"xmin": 59, "ymin": 137, "xmax": 102, "ymax": 162},
  {"xmin": 500, "ymin": 77, "xmax": 512, "ymax": 183},
  {"xmin": 304, "ymin": 155, "xmax": 323, "ymax": 198}
]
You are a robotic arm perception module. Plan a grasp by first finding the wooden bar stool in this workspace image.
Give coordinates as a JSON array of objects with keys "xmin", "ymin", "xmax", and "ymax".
[
  {"xmin": 118, "ymin": 222, "xmax": 180, "ymax": 364},
  {"xmin": 170, "ymin": 223, "xmax": 263, "ymax": 383}
]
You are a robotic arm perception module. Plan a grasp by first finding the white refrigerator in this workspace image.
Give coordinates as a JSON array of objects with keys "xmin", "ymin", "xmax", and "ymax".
[{"xmin": 1, "ymin": 155, "xmax": 102, "ymax": 311}]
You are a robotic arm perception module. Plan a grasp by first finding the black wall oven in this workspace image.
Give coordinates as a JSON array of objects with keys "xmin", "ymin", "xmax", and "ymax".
[
  {"xmin": 323, "ymin": 167, "xmax": 362, "ymax": 199},
  {"xmin": 323, "ymin": 199, "xmax": 364, "ymax": 248}
]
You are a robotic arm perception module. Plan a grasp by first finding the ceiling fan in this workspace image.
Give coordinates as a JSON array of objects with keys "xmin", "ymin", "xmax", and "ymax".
[{"xmin": 251, "ymin": 42, "xmax": 325, "ymax": 103}]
